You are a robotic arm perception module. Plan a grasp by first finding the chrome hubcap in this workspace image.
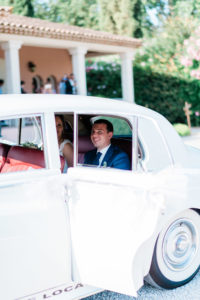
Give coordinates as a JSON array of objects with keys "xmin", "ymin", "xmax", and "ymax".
[{"xmin": 162, "ymin": 218, "xmax": 198, "ymax": 271}]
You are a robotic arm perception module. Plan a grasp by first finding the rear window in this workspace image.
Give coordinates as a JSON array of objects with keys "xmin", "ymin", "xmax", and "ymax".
[
  {"xmin": 0, "ymin": 117, "xmax": 43, "ymax": 149},
  {"xmin": 0, "ymin": 116, "xmax": 45, "ymax": 174}
]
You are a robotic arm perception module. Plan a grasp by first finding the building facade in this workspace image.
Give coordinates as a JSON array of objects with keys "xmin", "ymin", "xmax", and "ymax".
[{"xmin": 0, "ymin": 6, "xmax": 141, "ymax": 102}]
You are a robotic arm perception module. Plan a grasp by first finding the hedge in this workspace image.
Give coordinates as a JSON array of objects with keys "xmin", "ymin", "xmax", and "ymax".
[
  {"xmin": 86, "ymin": 61, "xmax": 122, "ymax": 98},
  {"xmin": 173, "ymin": 123, "xmax": 191, "ymax": 136},
  {"xmin": 86, "ymin": 61, "xmax": 200, "ymax": 125},
  {"xmin": 134, "ymin": 66, "xmax": 200, "ymax": 124}
]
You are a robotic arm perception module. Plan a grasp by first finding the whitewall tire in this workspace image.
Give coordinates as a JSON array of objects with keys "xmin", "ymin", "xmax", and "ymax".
[{"xmin": 147, "ymin": 209, "xmax": 200, "ymax": 289}]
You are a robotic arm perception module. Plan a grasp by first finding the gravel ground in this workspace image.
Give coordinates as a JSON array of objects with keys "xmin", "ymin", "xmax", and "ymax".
[
  {"xmin": 84, "ymin": 129, "xmax": 200, "ymax": 300},
  {"xmin": 85, "ymin": 269, "xmax": 200, "ymax": 299},
  {"xmin": 137, "ymin": 271, "xmax": 200, "ymax": 299}
]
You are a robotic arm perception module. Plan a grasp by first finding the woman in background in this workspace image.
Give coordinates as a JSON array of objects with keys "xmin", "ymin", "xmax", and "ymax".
[{"xmin": 43, "ymin": 78, "xmax": 53, "ymax": 94}]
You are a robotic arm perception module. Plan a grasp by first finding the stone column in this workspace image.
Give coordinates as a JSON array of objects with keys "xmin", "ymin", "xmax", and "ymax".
[
  {"xmin": 120, "ymin": 52, "xmax": 134, "ymax": 103},
  {"xmin": 1, "ymin": 41, "xmax": 22, "ymax": 94},
  {"xmin": 69, "ymin": 47, "xmax": 87, "ymax": 95}
]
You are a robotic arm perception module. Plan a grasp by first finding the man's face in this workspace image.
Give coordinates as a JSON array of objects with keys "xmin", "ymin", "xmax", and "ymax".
[{"xmin": 91, "ymin": 123, "xmax": 113, "ymax": 151}]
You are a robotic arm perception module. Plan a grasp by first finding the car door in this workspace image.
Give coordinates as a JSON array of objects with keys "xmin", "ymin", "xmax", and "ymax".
[
  {"xmin": 66, "ymin": 114, "xmax": 163, "ymax": 296},
  {"xmin": 0, "ymin": 113, "xmax": 72, "ymax": 300}
]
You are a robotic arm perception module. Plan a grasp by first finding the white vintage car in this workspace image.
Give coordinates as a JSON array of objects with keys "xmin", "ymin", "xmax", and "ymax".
[{"xmin": 1, "ymin": 94, "xmax": 200, "ymax": 300}]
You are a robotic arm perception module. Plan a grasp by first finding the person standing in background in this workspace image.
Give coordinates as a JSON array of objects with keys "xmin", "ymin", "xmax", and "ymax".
[
  {"xmin": 0, "ymin": 79, "xmax": 4, "ymax": 94},
  {"xmin": 66, "ymin": 73, "xmax": 77, "ymax": 94},
  {"xmin": 43, "ymin": 78, "xmax": 53, "ymax": 94},
  {"xmin": 59, "ymin": 79, "xmax": 66, "ymax": 94},
  {"xmin": 21, "ymin": 80, "xmax": 27, "ymax": 94}
]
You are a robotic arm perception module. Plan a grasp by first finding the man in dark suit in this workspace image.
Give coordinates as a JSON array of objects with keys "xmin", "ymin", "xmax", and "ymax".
[
  {"xmin": 84, "ymin": 119, "xmax": 130, "ymax": 170},
  {"xmin": 65, "ymin": 73, "xmax": 76, "ymax": 94}
]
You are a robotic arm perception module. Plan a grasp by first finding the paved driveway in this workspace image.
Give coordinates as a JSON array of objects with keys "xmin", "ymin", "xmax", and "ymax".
[{"xmin": 182, "ymin": 127, "xmax": 200, "ymax": 149}]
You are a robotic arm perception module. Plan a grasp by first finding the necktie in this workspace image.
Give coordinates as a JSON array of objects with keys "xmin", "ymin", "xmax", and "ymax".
[{"xmin": 93, "ymin": 152, "xmax": 102, "ymax": 166}]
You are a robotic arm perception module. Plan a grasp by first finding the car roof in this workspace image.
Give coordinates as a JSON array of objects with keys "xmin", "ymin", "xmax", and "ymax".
[
  {"xmin": 0, "ymin": 94, "xmax": 162, "ymax": 120},
  {"xmin": 0, "ymin": 94, "xmax": 187, "ymax": 166}
]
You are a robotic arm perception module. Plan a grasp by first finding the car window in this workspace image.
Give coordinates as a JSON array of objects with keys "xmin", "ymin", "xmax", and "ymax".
[
  {"xmin": 0, "ymin": 117, "xmax": 43, "ymax": 149},
  {"xmin": 92, "ymin": 116, "xmax": 132, "ymax": 137},
  {"xmin": 54, "ymin": 113, "xmax": 74, "ymax": 173},
  {"xmin": 0, "ymin": 118, "xmax": 19, "ymax": 145},
  {"xmin": 139, "ymin": 116, "xmax": 172, "ymax": 171},
  {"xmin": 53, "ymin": 113, "xmax": 143, "ymax": 172},
  {"xmin": 77, "ymin": 114, "xmax": 133, "ymax": 170},
  {"xmin": 0, "ymin": 116, "xmax": 46, "ymax": 174},
  {"xmin": 20, "ymin": 117, "xmax": 43, "ymax": 149}
]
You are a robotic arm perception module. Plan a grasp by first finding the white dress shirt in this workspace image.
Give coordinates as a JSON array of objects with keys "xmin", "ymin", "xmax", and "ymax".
[{"xmin": 97, "ymin": 144, "xmax": 111, "ymax": 167}]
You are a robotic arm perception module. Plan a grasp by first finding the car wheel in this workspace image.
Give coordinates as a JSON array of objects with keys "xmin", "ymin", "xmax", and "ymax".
[{"xmin": 147, "ymin": 209, "xmax": 200, "ymax": 289}]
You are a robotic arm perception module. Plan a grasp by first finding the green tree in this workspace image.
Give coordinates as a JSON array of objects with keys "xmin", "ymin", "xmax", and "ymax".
[
  {"xmin": 33, "ymin": 1, "xmax": 49, "ymax": 20},
  {"xmin": 99, "ymin": 0, "xmax": 136, "ymax": 36},
  {"xmin": 135, "ymin": 15, "xmax": 198, "ymax": 77},
  {"xmin": 34, "ymin": 0, "xmax": 63, "ymax": 22},
  {"xmin": 14, "ymin": 0, "xmax": 34, "ymax": 17},
  {"xmin": 164, "ymin": 0, "xmax": 200, "ymax": 18},
  {"xmin": 142, "ymin": 0, "xmax": 200, "ymax": 26},
  {"xmin": 1, "ymin": 0, "xmax": 34, "ymax": 17},
  {"xmin": 0, "ymin": 0, "xmax": 10, "ymax": 5},
  {"xmin": 58, "ymin": 0, "xmax": 99, "ymax": 28},
  {"xmin": 133, "ymin": 0, "xmax": 144, "ymax": 37}
]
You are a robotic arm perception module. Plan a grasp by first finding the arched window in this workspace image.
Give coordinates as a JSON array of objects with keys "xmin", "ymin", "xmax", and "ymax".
[
  {"xmin": 48, "ymin": 75, "xmax": 57, "ymax": 93},
  {"xmin": 32, "ymin": 76, "xmax": 43, "ymax": 93}
]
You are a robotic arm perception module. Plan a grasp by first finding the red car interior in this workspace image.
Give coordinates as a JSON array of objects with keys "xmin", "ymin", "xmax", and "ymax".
[
  {"xmin": 0, "ymin": 137, "xmax": 132, "ymax": 173},
  {"xmin": 0, "ymin": 143, "xmax": 10, "ymax": 171},
  {"xmin": 0, "ymin": 144, "xmax": 65, "ymax": 173},
  {"xmin": 78, "ymin": 135, "xmax": 95, "ymax": 164}
]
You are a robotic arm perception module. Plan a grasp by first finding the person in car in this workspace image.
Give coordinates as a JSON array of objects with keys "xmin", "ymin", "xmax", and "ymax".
[
  {"xmin": 55, "ymin": 115, "xmax": 73, "ymax": 172},
  {"xmin": 84, "ymin": 119, "xmax": 130, "ymax": 170}
]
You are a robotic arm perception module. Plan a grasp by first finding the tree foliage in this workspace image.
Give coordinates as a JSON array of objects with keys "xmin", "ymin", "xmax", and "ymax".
[
  {"xmin": 33, "ymin": 0, "xmax": 63, "ymax": 22},
  {"xmin": 0, "ymin": 0, "xmax": 34, "ymax": 17},
  {"xmin": 98, "ymin": 0, "xmax": 136, "ymax": 36},
  {"xmin": 135, "ymin": 15, "xmax": 198, "ymax": 77},
  {"xmin": 60, "ymin": 0, "xmax": 99, "ymax": 28},
  {"xmin": 14, "ymin": 0, "xmax": 34, "ymax": 17},
  {"xmin": 180, "ymin": 25, "xmax": 200, "ymax": 81},
  {"xmin": 133, "ymin": 0, "xmax": 144, "ymax": 37},
  {"xmin": 2, "ymin": 0, "xmax": 200, "ymax": 39},
  {"xmin": 169, "ymin": 0, "xmax": 200, "ymax": 18},
  {"xmin": 86, "ymin": 60, "xmax": 122, "ymax": 98}
]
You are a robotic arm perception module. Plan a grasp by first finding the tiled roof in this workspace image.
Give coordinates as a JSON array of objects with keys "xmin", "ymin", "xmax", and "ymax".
[{"xmin": 0, "ymin": 6, "xmax": 142, "ymax": 48}]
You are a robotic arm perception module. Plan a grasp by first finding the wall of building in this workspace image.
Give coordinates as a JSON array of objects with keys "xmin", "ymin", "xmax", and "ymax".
[
  {"xmin": 0, "ymin": 49, "xmax": 4, "ymax": 59},
  {"xmin": 20, "ymin": 46, "xmax": 72, "ymax": 93}
]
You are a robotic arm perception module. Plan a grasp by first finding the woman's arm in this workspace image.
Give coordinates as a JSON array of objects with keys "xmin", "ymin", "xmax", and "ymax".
[{"xmin": 62, "ymin": 143, "xmax": 74, "ymax": 167}]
